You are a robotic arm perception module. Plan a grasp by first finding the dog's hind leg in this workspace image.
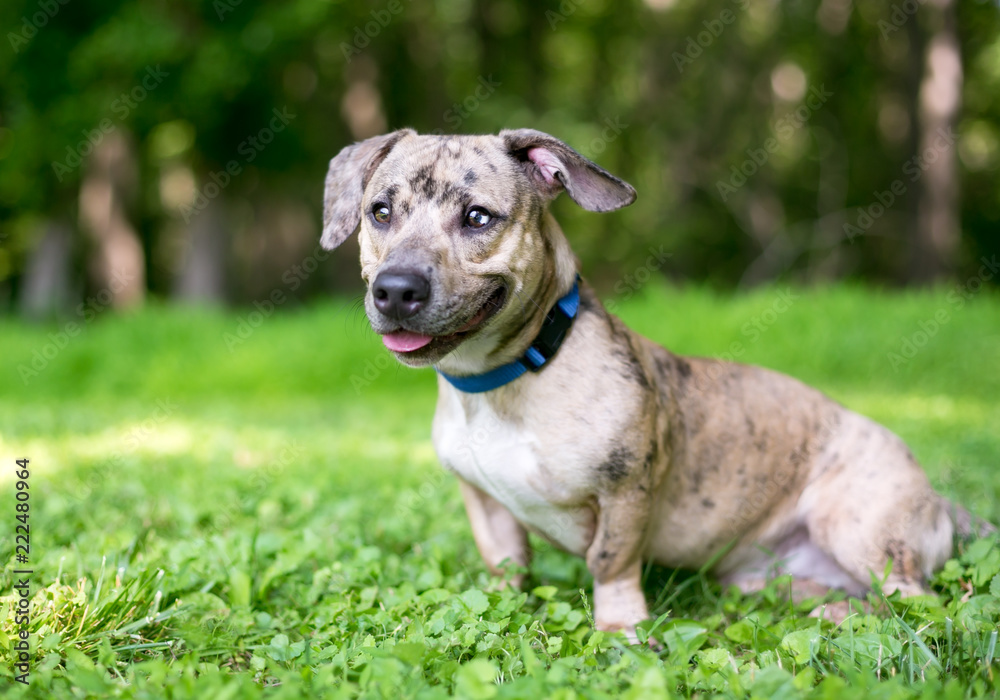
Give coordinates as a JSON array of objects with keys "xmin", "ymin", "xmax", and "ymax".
[
  {"xmin": 802, "ymin": 477, "xmax": 953, "ymax": 624},
  {"xmin": 794, "ymin": 416, "xmax": 956, "ymax": 621}
]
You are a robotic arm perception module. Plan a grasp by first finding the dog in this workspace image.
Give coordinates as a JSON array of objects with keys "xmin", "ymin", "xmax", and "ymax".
[{"xmin": 320, "ymin": 128, "xmax": 992, "ymax": 636}]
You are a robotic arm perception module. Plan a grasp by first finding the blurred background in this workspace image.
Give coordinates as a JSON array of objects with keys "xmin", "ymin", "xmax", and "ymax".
[{"xmin": 0, "ymin": 0, "xmax": 998, "ymax": 317}]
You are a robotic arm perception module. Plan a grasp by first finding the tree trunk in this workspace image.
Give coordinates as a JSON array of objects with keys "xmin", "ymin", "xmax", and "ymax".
[
  {"xmin": 78, "ymin": 130, "xmax": 146, "ymax": 308},
  {"xmin": 912, "ymin": 0, "xmax": 962, "ymax": 282},
  {"xmin": 19, "ymin": 221, "xmax": 74, "ymax": 318},
  {"xmin": 173, "ymin": 197, "xmax": 229, "ymax": 304}
]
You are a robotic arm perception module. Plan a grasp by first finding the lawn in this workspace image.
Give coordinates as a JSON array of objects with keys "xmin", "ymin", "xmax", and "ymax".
[{"xmin": 1, "ymin": 282, "xmax": 999, "ymax": 699}]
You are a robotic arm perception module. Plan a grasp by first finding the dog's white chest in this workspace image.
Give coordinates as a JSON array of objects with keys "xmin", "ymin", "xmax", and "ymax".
[{"xmin": 432, "ymin": 390, "xmax": 595, "ymax": 556}]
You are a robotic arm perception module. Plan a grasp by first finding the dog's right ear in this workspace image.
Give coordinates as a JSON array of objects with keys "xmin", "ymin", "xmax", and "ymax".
[{"xmin": 321, "ymin": 129, "xmax": 415, "ymax": 250}]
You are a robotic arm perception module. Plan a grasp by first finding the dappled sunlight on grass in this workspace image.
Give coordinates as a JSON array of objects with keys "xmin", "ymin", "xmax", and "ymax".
[
  {"xmin": 845, "ymin": 391, "xmax": 999, "ymax": 431},
  {"xmin": 10, "ymin": 424, "xmax": 195, "ymax": 482},
  {"xmin": 840, "ymin": 390, "xmax": 999, "ymax": 437}
]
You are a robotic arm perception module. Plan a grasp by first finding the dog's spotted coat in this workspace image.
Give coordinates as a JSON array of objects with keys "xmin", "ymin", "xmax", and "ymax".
[{"xmin": 321, "ymin": 129, "xmax": 992, "ymax": 636}]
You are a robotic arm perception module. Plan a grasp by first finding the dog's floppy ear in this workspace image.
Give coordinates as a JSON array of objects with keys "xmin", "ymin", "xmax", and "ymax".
[
  {"xmin": 321, "ymin": 129, "xmax": 415, "ymax": 250},
  {"xmin": 500, "ymin": 128, "xmax": 636, "ymax": 212}
]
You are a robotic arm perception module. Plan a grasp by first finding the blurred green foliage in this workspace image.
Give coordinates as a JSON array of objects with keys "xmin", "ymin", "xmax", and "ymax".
[{"xmin": 0, "ymin": 0, "xmax": 998, "ymax": 305}]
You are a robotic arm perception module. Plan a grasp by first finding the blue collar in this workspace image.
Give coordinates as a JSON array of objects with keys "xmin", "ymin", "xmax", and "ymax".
[{"xmin": 436, "ymin": 277, "xmax": 581, "ymax": 394}]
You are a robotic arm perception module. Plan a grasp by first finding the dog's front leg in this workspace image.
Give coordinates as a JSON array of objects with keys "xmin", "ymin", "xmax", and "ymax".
[
  {"xmin": 458, "ymin": 479, "xmax": 530, "ymax": 587},
  {"xmin": 586, "ymin": 492, "xmax": 652, "ymax": 637}
]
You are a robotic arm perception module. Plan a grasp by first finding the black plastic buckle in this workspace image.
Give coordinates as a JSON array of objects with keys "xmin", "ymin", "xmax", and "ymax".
[{"xmin": 522, "ymin": 303, "xmax": 574, "ymax": 372}]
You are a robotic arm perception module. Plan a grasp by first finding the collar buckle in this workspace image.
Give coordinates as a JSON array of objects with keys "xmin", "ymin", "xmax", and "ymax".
[{"xmin": 521, "ymin": 303, "xmax": 575, "ymax": 372}]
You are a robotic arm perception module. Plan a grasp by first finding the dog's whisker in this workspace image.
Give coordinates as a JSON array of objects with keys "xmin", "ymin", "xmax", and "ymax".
[
  {"xmin": 509, "ymin": 288, "xmax": 540, "ymax": 326},
  {"xmin": 343, "ymin": 294, "xmax": 368, "ymax": 334}
]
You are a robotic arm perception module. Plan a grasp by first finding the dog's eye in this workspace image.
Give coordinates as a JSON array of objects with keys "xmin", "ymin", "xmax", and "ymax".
[
  {"xmin": 465, "ymin": 207, "xmax": 491, "ymax": 229},
  {"xmin": 372, "ymin": 204, "xmax": 391, "ymax": 225}
]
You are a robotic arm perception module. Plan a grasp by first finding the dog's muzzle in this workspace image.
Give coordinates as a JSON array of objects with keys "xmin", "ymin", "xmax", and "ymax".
[{"xmin": 375, "ymin": 278, "xmax": 507, "ymax": 355}]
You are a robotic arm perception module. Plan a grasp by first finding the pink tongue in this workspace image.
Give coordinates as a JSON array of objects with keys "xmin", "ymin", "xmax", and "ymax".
[{"xmin": 382, "ymin": 331, "xmax": 434, "ymax": 352}]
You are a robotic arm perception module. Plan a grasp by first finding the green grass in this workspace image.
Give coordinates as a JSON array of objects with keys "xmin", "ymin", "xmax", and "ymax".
[{"xmin": 1, "ymin": 283, "xmax": 999, "ymax": 698}]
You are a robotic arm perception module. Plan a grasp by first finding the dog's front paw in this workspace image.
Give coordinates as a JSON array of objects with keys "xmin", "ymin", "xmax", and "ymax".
[
  {"xmin": 809, "ymin": 600, "xmax": 862, "ymax": 625},
  {"xmin": 592, "ymin": 575, "xmax": 652, "ymax": 645},
  {"xmin": 596, "ymin": 619, "xmax": 661, "ymax": 649},
  {"xmin": 596, "ymin": 619, "xmax": 641, "ymax": 644}
]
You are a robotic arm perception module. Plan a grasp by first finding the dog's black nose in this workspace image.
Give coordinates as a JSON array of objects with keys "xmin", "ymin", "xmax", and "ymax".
[{"xmin": 372, "ymin": 270, "xmax": 430, "ymax": 320}]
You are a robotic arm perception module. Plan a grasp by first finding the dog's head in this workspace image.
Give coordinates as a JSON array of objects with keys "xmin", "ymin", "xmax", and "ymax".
[{"xmin": 321, "ymin": 129, "xmax": 635, "ymax": 371}]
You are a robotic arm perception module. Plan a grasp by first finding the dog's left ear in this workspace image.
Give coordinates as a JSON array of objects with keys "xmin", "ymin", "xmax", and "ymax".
[
  {"xmin": 321, "ymin": 129, "xmax": 415, "ymax": 250},
  {"xmin": 501, "ymin": 128, "xmax": 636, "ymax": 212}
]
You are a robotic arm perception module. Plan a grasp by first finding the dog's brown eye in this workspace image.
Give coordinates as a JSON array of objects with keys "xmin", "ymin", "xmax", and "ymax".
[
  {"xmin": 465, "ymin": 207, "xmax": 491, "ymax": 229},
  {"xmin": 372, "ymin": 204, "xmax": 391, "ymax": 225}
]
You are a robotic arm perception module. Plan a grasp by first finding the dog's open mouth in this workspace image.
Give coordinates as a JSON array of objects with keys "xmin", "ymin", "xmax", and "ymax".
[{"xmin": 382, "ymin": 286, "xmax": 507, "ymax": 354}]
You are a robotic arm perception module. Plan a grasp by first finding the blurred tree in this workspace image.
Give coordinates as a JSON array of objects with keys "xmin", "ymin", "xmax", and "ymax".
[
  {"xmin": 0, "ymin": 0, "xmax": 998, "ymax": 314},
  {"xmin": 914, "ymin": 0, "xmax": 963, "ymax": 282},
  {"xmin": 78, "ymin": 131, "xmax": 146, "ymax": 308}
]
